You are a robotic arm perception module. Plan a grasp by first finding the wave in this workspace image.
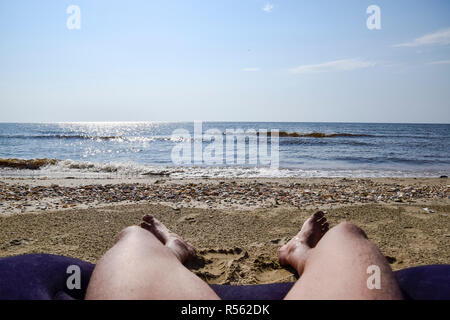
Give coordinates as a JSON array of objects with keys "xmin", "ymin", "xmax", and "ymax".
[
  {"xmin": 4, "ymin": 132, "xmax": 443, "ymax": 141},
  {"xmin": 0, "ymin": 158, "xmax": 447, "ymax": 179},
  {"xmin": 0, "ymin": 158, "xmax": 173, "ymax": 176},
  {"xmin": 0, "ymin": 131, "xmax": 376, "ymax": 142},
  {"xmin": 0, "ymin": 158, "xmax": 446, "ymax": 178},
  {"xmin": 275, "ymin": 131, "xmax": 374, "ymax": 138},
  {"xmin": 223, "ymin": 131, "xmax": 375, "ymax": 138},
  {"xmin": 0, "ymin": 134, "xmax": 175, "ymax": 142},
  {"xmin": 331, "ymin": 156, "xmax": 448, "ymax": 165},
  {"xmin": 3, "ymin": 134, "xmax": 120, "ymax": 140},
  {"xmin": 0, "ymin": 158, "xmax": 59, "ymax": 170},
  {"xmin": 280, "ymin": 139, "xmax": 372, "ymax": 147}
]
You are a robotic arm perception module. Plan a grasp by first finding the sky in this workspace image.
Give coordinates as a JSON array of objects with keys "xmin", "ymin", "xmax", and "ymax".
[{"xmin": 0, "ymin": 0, "xmax": 449, "ymax": 123}]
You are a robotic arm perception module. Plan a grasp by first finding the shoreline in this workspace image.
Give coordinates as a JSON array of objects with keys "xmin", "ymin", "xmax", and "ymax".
[{"xmin": 0, "ymin": 176, "xmax": 448, "ymax": 215}]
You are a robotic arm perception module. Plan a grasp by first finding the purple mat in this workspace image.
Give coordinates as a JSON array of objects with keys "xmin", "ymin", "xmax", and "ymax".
[{"xmin": 0, "ymin": 254, "xmax": 448, "ymax": 300}]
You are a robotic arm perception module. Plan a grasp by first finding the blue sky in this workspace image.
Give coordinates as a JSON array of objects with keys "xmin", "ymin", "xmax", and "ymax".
[{"xmin": 0, "ymin": 0, "xmax": 449, "ymax": 123}]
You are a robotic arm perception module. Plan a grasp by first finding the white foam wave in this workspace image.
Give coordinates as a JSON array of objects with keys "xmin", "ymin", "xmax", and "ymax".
[{"xmin": 0, "ymin": 159, "xmax": 446, "ymax": 179}]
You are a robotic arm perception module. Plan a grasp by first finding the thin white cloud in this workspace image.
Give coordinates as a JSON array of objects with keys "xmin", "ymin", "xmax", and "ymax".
[
  {"xmin": 289, "ymin": 59, "xmax": 376, "ymax": 74},
  {"xmin": 242, "ymin": 67, "xmax": 261, "ymax": 72},
  {"xmin": 263, "ymin": 3, "xmax": 274, "ymax": 13},
  {"xmin": 394, "ymin": 28, "xmax": 450, "ymax": 47},
  {"xmin": 428, "ymin": 60, "xmax": 450, "ymax": 65}
]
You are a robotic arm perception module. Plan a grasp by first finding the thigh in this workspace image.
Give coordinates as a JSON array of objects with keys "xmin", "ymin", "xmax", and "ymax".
[
  {"xmin": 285, "ymin": 223, "xmax": 403, "ymax": 300},
  {"xmin": 86, "ymin": 226, "xmax": 219, "ymax": 300}
]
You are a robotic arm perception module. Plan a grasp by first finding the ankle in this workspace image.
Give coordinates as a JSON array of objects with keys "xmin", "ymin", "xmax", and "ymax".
[
  {"xmin": 279, "ymin": 242, "xmax": 311, "ymax": 275},
  {"xmin": 292, "ymin": 246, "xmax": 310, "ymax": 275}
]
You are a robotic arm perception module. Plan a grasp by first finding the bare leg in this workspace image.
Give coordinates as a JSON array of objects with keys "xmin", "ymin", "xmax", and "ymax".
[
  {"xmin": 279, "ymin": 212, "xmax": 403, "ymax": 300},
  {"xmin": 85, "ymin": 216, "xmax": 219, "ymax": 300}
]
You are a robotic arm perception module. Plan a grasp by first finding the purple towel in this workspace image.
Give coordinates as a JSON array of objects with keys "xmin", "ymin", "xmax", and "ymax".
[{"xmin": 0, "ymin": 254, "xmax": 448, "ymax": 300}]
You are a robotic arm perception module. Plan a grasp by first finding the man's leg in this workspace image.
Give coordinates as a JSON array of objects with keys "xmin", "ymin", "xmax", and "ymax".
[
  {"xmin": 279, "ymin": 212, "xmax": 403, "ymax": 300},
  {"xmin": 85, "ymin": 216, "xmax": 219, "ymax": 300}
]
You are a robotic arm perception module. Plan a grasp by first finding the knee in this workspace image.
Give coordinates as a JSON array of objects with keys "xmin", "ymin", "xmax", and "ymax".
[
  {"xmin": 116, "ymin": 225, "xmax": 145, "ymax": 242},
  {"xmin": 332, "ymin": 222, "xmax": 368, "ymax": 239}
]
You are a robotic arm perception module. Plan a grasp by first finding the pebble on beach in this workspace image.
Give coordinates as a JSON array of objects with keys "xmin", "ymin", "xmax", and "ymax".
[{"xmin": 0, "ymin": 178, "xmax": 448, "ymax": 214}]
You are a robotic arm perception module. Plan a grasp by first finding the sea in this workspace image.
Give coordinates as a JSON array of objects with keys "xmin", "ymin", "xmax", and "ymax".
[{"xmin": 0, "ymin": 122, "xmax": 448, "ymax": 179}]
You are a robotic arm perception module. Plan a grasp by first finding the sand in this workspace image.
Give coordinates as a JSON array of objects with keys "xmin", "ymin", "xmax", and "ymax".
[{"xmin": 0, "ymin": 177, "xmax": 449, "ymax": 285}]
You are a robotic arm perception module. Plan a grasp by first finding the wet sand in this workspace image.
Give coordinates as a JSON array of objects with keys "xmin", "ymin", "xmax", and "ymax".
[{"xmin": 0, "ymin": 177, "xmax": 449, "ymax": 285}]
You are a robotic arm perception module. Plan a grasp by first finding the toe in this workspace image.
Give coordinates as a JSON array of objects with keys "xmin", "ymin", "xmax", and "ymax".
[
  {"xmin": 144, "ymin": 215, "xmax": 170, "ymax": 234},
  {"xmin": 140, "ymin": 221, "xmax": 167, "ymax": 244},
  {"xmin": 140, "ymin": 222, "xmax": 152, "ymax": 232},
  {"xmin": 317, "ymin": 216, "xmax": 327, "ymax": 225},
  {"xmin": 142, "ymin": 215, "xmax": 154, "ymax": 224},
  {"xmin": 312, "ymin": 211, "xmax": 324, "ymax": 220}
]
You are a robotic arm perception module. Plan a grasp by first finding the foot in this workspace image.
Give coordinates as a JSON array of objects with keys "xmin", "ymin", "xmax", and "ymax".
[
  {"xmin": 278, "ymin": 211, "xmax": 329, "ymax": 274},
  {"xmin": 140, "ymin": 215, "xmax": 197, "ymax": 264}
]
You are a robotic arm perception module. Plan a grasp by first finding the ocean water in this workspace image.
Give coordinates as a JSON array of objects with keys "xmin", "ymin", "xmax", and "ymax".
[{"xmin": 0, "ymin": 122, "xmax": 449, "ymax": 178}]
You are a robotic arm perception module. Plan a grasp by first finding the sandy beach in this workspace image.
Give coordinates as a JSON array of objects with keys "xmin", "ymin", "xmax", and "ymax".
[{"xmin": 0, "ymin": 177, "xmax": 449, "ymax": 285}]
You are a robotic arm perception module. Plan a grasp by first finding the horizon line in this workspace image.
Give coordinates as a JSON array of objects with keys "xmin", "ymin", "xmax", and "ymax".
[{"xmin": 0, "ymin": 121, "xmax": 449, "ymax": 125}]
